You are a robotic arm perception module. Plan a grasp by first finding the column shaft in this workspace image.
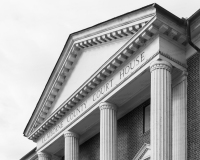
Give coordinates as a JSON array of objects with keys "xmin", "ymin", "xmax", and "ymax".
[
  {"xmin": 99, "ymin": 102, "xmax": 117, "ymax": 160},
  {"xmin": 150, "ymin": 60, "xmax": 172, "ymax": 160},
  {"xmin": 64, "ymin": 131, "xmax": 79, "ymax": 160},
  {"xmin": 172, "ymin": 74, "xmax": 187, "ymax": 160}
]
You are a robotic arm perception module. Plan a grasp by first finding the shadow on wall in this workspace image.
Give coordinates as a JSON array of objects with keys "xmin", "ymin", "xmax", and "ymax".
[{"xmin": 79, "ymin": 99, "xmax": 150, "ymax": 160}]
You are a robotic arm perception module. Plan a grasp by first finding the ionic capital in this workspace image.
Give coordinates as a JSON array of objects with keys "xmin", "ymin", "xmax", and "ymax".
[
  {"xmin": 37, "ymin": 152, "xmax": 52, "ymax": 159},
  {"xmin": 99, "ymin": 102, "xmax": 117, "ymax": 111},
  {"xmin": 150, "ymin": 60, "xmax": 172, "ymax": 73},
  {"xmin": 64, "ymin": 131, "xmax": 79, "ymax": 139}
]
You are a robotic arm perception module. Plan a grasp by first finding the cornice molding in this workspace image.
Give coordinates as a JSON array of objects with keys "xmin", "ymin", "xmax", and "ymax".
[
  {"xmin": 28, "ymin": 15, "xmax": 187, "ymax": 141},
  {"xmin": 159, "ymin": 51, "xmax": 187, "ymax": 68}
]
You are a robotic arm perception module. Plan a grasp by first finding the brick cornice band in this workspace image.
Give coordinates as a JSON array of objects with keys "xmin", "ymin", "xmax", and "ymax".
[
  {"xmin": 99, "ymin": 102, "xmax": 117, "ymax": 111},
  {"xmin": 64, "ymin": 131, "xmax": 79, "ymax": 139},
  {"xmin": 150, "ymin": 60, "xmax": 172, "ymax": 73},
  {"xmin": 37, "ymin": 152, "xmax": 52, "ymax": 159}
]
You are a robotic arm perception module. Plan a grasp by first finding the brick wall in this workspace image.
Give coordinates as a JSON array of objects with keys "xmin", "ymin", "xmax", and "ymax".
[
  {"xmin": 79, "ymin": 133, "xmax": 100, "ymax": 160},
  {"xmin": 79, "ymin": 100, "xmax": 150, "ymax": 160},
  {"xmin": 187, "ymin": 53, "xmax": 200, "ymax": 160}
]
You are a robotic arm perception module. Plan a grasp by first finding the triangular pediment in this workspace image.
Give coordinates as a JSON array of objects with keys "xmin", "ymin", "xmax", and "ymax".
[
  {"xmin": 24, "ymin": 4, "xmax": 187, "ymax": 141},
  {"xmin": 47, "ymin": 36, "xmax": 133, "ymax": 116},
  {"xmin": 26, "ymin": 14, "xmax": 152, "ymax": 138},
  {"xmin": 133, "ymin": 143, "xmax": 151, "ymax": 160}
]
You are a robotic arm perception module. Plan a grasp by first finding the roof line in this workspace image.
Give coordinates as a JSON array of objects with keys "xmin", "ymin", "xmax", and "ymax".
[{"xmin": 20, "ymin": 147, "xmax": 36, "ymax": 160}]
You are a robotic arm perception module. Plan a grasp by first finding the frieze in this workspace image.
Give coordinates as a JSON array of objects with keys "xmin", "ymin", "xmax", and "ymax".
[{"xmin": 41, "ymin": 120, "xmax": 64, "ymax": 143}]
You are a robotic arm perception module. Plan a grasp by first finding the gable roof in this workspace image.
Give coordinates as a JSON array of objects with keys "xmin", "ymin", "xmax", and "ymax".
[{"xmin": 23, "ymin": 3, "xmax": 186, "ymax": 141}]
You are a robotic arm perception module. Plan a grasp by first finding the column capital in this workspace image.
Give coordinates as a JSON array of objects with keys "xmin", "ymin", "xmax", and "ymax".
[
  {"xmin": 37, "ymin": 152, "xmax": 52, "ymax": 159},
  {"xmin": 182, "ymin": 71, "xmax": 188, "ymax": 77},
  {"xmin": 64, "ymin": 131, "xmax": 79, "ymax": 139},
  {"xmin": 150, "ymin": 60, "xmax": 172, "ymax": 73},
  {"xmin": 99, "ymin": 102, "xmax": 117, "ymax": 111}
]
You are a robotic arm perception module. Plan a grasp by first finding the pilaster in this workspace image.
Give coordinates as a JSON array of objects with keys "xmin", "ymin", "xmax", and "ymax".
[{"xmin": 172, "ymin": 72, "xmax": 187, "ymax": 160}]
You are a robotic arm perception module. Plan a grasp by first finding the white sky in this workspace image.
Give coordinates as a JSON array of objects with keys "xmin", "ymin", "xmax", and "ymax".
[{"xmin": 0, "ymin": 0, "xmax": 199, "ymax": 160}]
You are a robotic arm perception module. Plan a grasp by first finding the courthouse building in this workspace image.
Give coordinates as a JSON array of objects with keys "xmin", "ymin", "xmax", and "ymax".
[{"xmin": 21, "ymin": 3, "xmax": 200, "ymax": 160}]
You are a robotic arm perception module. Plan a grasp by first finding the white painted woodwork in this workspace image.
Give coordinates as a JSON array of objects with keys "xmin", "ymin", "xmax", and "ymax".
[
  {"xmin": 150, "ymin": 60, "xmax": 172, "ymax": 160},
  {"xmin": 64, "ymin": 131, "xmax": 79, "ymax": 160},
  {"xmin": 99, "ymin": 102, "xmax": 117, "ymax": 160},
  {"xmin": 172, "ymin": 75, "xmax": 187, "ymax": 160},
  {"xmin": 48, "ymin": 37, "xmax": 131, "ymax": 116},
  {"xmin": 37, "ymin": 152, "xmax": 51, "ymax": 160},
  {"xmin": 159, "ymin": 36, "xmax": 186, "ymax": 64}
]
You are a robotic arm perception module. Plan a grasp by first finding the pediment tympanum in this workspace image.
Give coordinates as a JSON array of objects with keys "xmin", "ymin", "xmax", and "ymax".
[{"xmin": 47, "ymin": 37, "xmax": 133, "ymax": 117}]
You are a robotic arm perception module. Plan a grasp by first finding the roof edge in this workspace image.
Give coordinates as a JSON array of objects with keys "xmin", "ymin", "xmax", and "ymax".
[
  {"xmin": 20, "ymin": 147, "xmax": 37, "ymax": 160},
  {"xmin": 188, "ymin": 9, "xmax": 200, "ymax": 22}
]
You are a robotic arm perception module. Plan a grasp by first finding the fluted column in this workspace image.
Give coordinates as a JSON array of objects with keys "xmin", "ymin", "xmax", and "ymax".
[
  {"xmin": 37, "ymin": 152, "xmax": 51, "ymax": 160},
  {"xmin": 172, "ymin": 73, "xmax": 187, "ymax": 160},
  {"xmin": 99, "ymin": 102, "xmax": 117, "ymax": 160},
  {"xmin": 64, "ymin": 131, "xmax": 79, "ymax": 160},
  {"xmin": 150, "ymin": 60, "xmax": 172, "ymax": 160}
]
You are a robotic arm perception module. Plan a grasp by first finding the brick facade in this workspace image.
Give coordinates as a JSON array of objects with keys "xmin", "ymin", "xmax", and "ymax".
[
  {"xmin": 79, "ymin": 52, "xmax": 200, "ymax": 160},
  {"xmin": 80, "ymin": 100, "xmax": 150, "ymax": 160},
  {"xmin": 187, "ymin": 53, "xmax": 200, "ymax": 160}
]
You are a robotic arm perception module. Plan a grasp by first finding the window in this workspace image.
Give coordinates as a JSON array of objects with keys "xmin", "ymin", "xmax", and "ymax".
[{"xmin": 143, "ymin": 105, "xmax": 150, "ymax": 133}]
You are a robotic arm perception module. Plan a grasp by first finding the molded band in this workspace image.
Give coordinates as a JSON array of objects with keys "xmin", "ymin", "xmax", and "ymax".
[{"xmin": 37, "ymin": 152, "xmax": 52, "ymax": 159}]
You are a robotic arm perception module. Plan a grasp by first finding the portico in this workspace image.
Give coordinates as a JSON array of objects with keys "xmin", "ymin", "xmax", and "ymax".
[
  {"xmin": 35, "ymin": 57, "xmax": 186, "ymax": 160},
  {"xmin": 22, "ymin": 3, "xmax": 191, "ymax": 160}
]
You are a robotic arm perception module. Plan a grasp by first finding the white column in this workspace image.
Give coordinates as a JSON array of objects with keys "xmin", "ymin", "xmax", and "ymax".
[
  {"xmin": 64, "ymin": 131, "xmax": 79, "ymax": 160},
  {"xmin": 99, "ymin": 102, "xmax": 117, "ymax": 160},
  {"xmin": 37, "ymin": 152, "xmax": 51, "ymax": 160},
  {"xmin": 150, "ymin": 60, "xmax": 172, "ymax": 160},
  {"xmin": 172, "ymin": 73, "xmax": 187, "ymax": 160}
]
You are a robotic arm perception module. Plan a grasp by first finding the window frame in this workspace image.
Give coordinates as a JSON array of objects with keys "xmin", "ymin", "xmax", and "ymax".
[{"xmin": 143, "ymin": 104, "xmax": 150, "ymax": 133}]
